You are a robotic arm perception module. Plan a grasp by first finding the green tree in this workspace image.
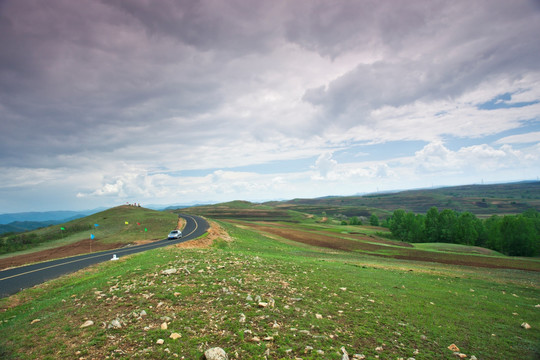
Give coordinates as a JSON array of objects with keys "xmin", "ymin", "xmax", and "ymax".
[
  {"xmin": 438, "ymin": 209, "xmax": 458, "ymax": 243},
  {"xmin": 424, "ymin": 207, "xmax": 439, "ymax": 243},
  {"xmin": 369, "ymin": 214, "xmax": 379, "ymax": 226},
  {"xmin": 454, "ymin": 212, "xmax": 478, "ymax": 245},
  {"xmin": 500, "ymin": 215, "xmax": 539, "ymax": 256},
  {"xmin": 389, "ymin": 209, "xmax": 406, "ymax": 240},
  {"xmin": 484, "ymin": 215, "xmax": 503, "ymax": 252}
]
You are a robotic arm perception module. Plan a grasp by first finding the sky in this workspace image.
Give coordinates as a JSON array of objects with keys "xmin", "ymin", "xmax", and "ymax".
[{"xmin": 1, "ymin": 0, "xmax": 540, "ymax": 213}]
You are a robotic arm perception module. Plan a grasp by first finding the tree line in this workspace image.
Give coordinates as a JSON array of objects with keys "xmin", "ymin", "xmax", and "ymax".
[{"xmin": 384, "ymin": 207, "xmax": 539, "ymax": 257}]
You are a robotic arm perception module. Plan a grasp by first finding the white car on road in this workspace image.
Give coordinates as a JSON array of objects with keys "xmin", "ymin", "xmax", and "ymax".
[{"xmin": 167, "ymin": 230, "xmax": 182, "ymax": 239}]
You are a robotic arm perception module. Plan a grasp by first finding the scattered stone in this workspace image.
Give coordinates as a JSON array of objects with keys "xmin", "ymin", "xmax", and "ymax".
[
  {"xmin": 453, "ymin": 352, "xmax": 467, "ymax": 359},
  {"xmin": 340, "ymin": 287, "xmax": 347, "ymax": 291},
  {"xmin": 258, "ymin": 302, "xmax": 268, "ymax": 308},
  {"xmin": 521, "ymin": 322, "xmax": 531, "ymax": 329},
  {"xmin": 156, "ymin": 339, "xmax": 164, "ymax": 345},
  {"xmin": 239, "ymin": 313, "xmax": 246, "ymax": 323},
  {"xmin": 169, "ymin": 332, "xmax": 182, "ymax": 339},
  {"xmin": 535, "ymin": 304, "xmax": 540, "ymax": 308},
  {"xmin": 317, "ymin": 350, "xmax": 325, "ymax": 355},
  {"xmin": 352, "ymin": 355, "xmax": 366, "ymax": 359},
  {"xmin": 255, "ymin": 295, "xmax": 262, "ymax": 302},
  {"xmin": 80, "ymin": 320, "xmax": 94, "ymax": 328},
  {"xmin": 316, "ymin": 314, "xmax": 323, "ymax": 319},
  {"xmin": 30, "ymin": 319, "xmax": 40, "ymax": 324},
  {"xmin": 341, "ymin": 346, "xmax": 349, "ymax": 360},
  {"xmin": 305, "ymin": 346, "xmax": 313, "ymax": 353},
  {"xmin": 448, "ymin": 344, "xmax": 460, "ymax": 352},
  {"xmin": 162, "ymin": 268, "xmax": 177, "ymax": 275},
  {"xmin": 161, "ymin": 322, "xmax": 168, "ymax": 330},
  {"xmin": 263, "ymin": 336, "xmax": 274, "ymax": 341},
  {"xmin": 108, "ymin": 319, "xmax": 122, "ymax": 329},
  {"xmin": 204, "ymin": 347, "xmax": 228, "ymax": 360},
  {"xmin": 470, "ymin": 356, "xmax": 478, "ymax": 360},
  {"xmin": 250, "ymin": 336, "xmax": 261, "ymax": 342},
  {"xmin": 420, "ymin": 335, "xmax": 428, "ymax": 341},
  {"xmin": 375, "ymin": 346, "xmax": 383, "ymax": 352},
  {"xmin": 246, "ymin": 295, "xmax": 253, "ymax": 301}
]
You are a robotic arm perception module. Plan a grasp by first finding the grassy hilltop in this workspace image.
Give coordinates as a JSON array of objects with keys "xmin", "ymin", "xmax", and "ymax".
[{"xmin": 1, "ymin": 203, "xmax": 539, "ymax": 359}]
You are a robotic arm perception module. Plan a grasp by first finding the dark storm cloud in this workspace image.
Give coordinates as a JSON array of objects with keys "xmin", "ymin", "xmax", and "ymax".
[
  {"xmin": 0, "ymin": 0, "xmax": 236, "ymax": 166},
  {"xmin": 299, "ymin": 0, "xmax": 540, "ymax": 123},
  {"xmin": 104, "ymin": 0, "xmax": 283, "ymax": 54}
]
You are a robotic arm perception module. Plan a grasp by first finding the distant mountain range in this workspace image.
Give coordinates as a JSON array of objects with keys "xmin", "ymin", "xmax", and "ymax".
[{"xmin": 0, "ymin": 208, "xmax": 106, "ymax": 234}]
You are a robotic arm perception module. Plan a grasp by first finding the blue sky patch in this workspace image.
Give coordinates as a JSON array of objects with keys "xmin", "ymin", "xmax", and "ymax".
[{"xmin": 477, "ymin": 92, "xmax": 539, "ymax": 110}]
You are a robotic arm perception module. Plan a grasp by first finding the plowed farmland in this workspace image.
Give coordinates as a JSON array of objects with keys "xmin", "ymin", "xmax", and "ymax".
[{"xmin": 230, "ymin": 220, "xmax": 540, "ymax": 272}]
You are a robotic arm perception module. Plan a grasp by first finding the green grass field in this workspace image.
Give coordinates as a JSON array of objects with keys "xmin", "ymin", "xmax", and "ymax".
[{"xmin": 1, "ymin": 215, "xmax": 539, "ymax": 359}]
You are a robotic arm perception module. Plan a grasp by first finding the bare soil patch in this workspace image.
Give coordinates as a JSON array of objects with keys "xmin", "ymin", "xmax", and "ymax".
[
  {"xmin": 176, "ymin": 220, "xmax": 230, "ymax": 249},
  {"xmin": 0, "ymin": 239, "xmax": 125, "ymax": 270},
  {"xmin": 239, "ymin": 222, "xmax": 391, "ymax": 253}
]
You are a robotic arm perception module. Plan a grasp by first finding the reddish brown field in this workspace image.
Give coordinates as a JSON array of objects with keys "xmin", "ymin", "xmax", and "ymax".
[
  {"xmin": 0, "ymin": 239, "xmax": 124, "ymax": 270},
  {"xmin": 230, "ymin": 220, "xmax": 540, "ymax": 272}
]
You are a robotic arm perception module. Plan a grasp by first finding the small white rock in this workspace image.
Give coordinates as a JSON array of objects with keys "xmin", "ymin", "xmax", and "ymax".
[
  {"xmin": 521, "ymin": 322, "xmax": 531, "ymax": 329},
  {"xmin": 108, "ymin": 319, "xmax": 122, "ymax": 329},
  {"xmin": 80, "ymin": 320, "xmax": 94, "ymax": 328},
  {"xmin": 162, "ymin": 268, "xmax": 177, "ymax": 275},
  {"xmin": 204, "ymin": 347, "xmax": 228, "ymax": 360},
  {"xmin": 156, "ymin": 339, "xmax": 164, "ymax": 345}
]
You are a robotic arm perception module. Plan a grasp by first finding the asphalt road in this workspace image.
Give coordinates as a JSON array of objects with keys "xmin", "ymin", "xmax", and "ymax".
[{"xmin": 0, "ymin": 214, "xmax": 208, "ymax": 298}]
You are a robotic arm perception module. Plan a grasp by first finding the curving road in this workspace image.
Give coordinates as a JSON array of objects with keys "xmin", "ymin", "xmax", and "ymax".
[{"xmin": 0, "ymin": 214, "xmax": 208, "ymax": 298}]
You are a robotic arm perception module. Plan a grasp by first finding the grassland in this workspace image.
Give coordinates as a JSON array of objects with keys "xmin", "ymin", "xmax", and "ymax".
[{"xmin": 1, "ymin": 211, "xmax": 539, "ymax": 359}]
